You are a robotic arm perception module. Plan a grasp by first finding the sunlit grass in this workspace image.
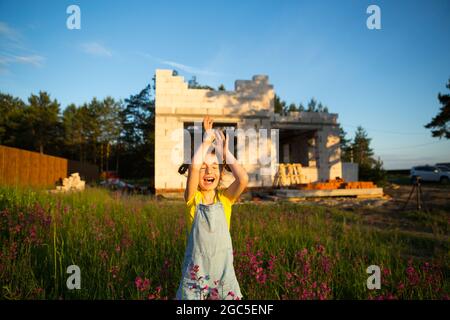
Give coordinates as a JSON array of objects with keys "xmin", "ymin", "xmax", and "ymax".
[{"xmin": 0, "ymin": 186, "xmax": 448, "ymax": 299}]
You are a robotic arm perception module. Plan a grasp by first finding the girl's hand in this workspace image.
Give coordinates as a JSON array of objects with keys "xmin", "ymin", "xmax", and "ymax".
[
  {"xmin": 215, "ymin": 129, "xmax": 230, "ymax": 160},
  {"xmin": 203, "ymin": 116, "xmax": 215, "ymax": 145}
]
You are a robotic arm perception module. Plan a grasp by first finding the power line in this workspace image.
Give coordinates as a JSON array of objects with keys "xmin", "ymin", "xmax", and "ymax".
[
  {"xmin": 341, "ymin": 123, "xmax": 425, "ymax": 135},
  {"xmin": 376, "ymin": 140, "xmax": 448, "ymax": 151}
]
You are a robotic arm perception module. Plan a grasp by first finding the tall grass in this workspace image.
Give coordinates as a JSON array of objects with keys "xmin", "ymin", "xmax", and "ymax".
[{"xmin": 0, "ymin": 186, "xmax": 448, "ymax": 299}]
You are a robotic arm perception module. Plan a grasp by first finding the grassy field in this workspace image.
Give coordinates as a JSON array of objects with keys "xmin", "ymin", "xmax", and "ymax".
[{"xmin": 0, "ymin": 186, "xmax": 448, "ymax": 300}]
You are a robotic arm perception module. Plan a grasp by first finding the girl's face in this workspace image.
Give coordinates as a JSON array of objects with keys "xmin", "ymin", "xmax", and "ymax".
[{"xmin": 198, "ymin": 153, "xmax": 221, "ymax": 191}]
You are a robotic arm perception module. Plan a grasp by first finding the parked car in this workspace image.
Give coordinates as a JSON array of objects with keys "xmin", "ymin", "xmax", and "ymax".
[
  {"xmin": 410, "ymin": 165, "xmax": 450, "ymax": 184},
  {"xmin": 436, "ymin": 164, "xmax": 450, "ymax": 172}
]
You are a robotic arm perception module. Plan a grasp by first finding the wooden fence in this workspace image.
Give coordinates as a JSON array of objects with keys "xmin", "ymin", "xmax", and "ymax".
[{"xmin": 0, "ymin": 145, "xmax": 98, "ymax": 187}]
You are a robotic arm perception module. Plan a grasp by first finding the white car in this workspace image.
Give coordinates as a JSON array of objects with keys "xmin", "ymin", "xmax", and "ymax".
[{"xmin": 410, "ymin": 165, "xmax": 450, "ymax": 184}]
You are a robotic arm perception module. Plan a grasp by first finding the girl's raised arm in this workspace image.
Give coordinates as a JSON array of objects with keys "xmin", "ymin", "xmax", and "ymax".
[
  {"xmin": 217, "ymin": 131, "xmax": 249, "ymax": 202},
  {"xmin": 184, "ymin": 116, "xmax": 215, "ymax": 202}
]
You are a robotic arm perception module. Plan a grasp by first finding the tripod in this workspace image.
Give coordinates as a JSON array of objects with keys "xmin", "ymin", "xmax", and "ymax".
[{"xmin": 402, "ymin": 176, "xmax": 428, "ymax": 212}]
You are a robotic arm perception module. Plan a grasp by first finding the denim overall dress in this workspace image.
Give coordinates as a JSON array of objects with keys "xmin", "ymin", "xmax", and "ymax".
[{"xmin": 176, "ymin": 194, "xmax": 242, "ymax": 300}]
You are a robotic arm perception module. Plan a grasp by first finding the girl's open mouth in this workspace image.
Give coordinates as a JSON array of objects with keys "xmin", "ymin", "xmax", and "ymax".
[{"xmin": 203, "ymin": 177, "xmax": 215, "ymax": 185}]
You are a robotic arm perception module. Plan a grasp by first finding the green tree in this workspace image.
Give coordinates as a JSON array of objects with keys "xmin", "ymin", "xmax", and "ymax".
[
  {"xmin": 338, "ymin": 124, "xmax": 352, "ymax": 162},
  {"xmin": 120, "ymin": 84, "xmax": 155, "ymax": 178},
  {"xmin": 98, "ymin": 97, "xmax": 123, "ymax": 172},
  {"xmin": 349, "ymin": 126, "xmax": 386, "ymax": 184},
  {"xmin": 274, "ymin": 94, "xmax": 286, "ymax": 114},
  {"xmin": 0, "ymin": 93, "xmax": 26, "ymax": 146},
  {"xmin": 26, "ymin": 91, "xmax": 61, "ymax": 154},
  {"xmin": 218, "ymin": 84, "xmax": 226, "ymax": 91},
  {"xmin": 425, "ymin": 78, "xmax": 450, "ymax": 139},
  {"xmin": 317, "ymin": 102, "xmax": 324, "ymax": 112},
  {"xmin": 351, "ymin": 126, "xmax": 374, "ymax": 167},
  {"xmin": 287, "ymin": 103, "xmax": 297, "ymax": 112},
  {"xmin": 78, "ymin": 103, "xmax": 94, "ymax": 163},
  {"xmin": 307, "ymin": 98, "xmax": 317, "ymax": 112},
  {"xmin": 62, "ymin": 103, "xmax": 84, "ymax": 161},
  {"xmin": 62, "ymin": 102, "xmax": 95, "ymax": 163},
  {"xmin": 298, "ymin": 103, "xmax": 305, "ymax": 112},
  {"xmin": 368, "ymin": 157, "xmax": 387, "ymax": 184},
  {"xmin": 188, "ymin": 75, "xmax": 214, "ymax": 90},
  {"xmin": 84, "ymin": 98, "xmax": 104, "ymax": 165},
  {"xmin": 63, "ymin": 97, "xmax": 123, "ymax": 167}
]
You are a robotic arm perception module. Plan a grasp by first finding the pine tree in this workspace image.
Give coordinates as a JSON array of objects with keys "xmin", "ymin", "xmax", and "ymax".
[
  {"xmin": 26, "ymin": 91, "xmax": 61, "ymax": 154},
  {"xmin": 0, "ymin": 93, "xmax": 26, "ymax": 146},
  {"xmin": 307, "ymin": 98, "xmax": 317, "ymax": 112},
  {"xmin": 338, "ymin": 125, "xmax": 352, "ymax": 162},
  {"xmin": 274, "ymin": 94, "xmax": 286, "ymax": 114},
  {"xmin": 288, "ymin": 103, "xmax": 297, "ymax": 112},
  {"xmin": 317, "ymin": 102, "xmax": 324, "ymax": 112},
  {"xmin": 425, "ymin": 78, "xmax": 450, "ymax": 139},
  {"xmin": 63, "ymin": 103, "xmax": 84, "ymax": 161},
  {"xmin": 351, "ymin": 126, "xmax": 374, "ymax": 167},
  {"xmin": 120, "ymin": 84, "xmax": 155, "ymax": 178}
]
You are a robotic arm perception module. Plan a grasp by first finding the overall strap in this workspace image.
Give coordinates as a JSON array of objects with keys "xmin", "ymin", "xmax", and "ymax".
[{"xmin": 199, "ymin": 190, "xmax": 219, "ymax": 205}]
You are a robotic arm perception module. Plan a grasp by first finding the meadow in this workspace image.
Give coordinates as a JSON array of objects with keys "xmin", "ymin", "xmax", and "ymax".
[{"xmin": 0, "ymin": 186, "xmax": 448, "ymax": 300}]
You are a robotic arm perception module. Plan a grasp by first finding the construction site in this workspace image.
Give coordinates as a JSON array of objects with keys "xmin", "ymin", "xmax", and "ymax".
[{"xmin": 154, "ymin": 69, "xmax": 383, "ymax": 200}]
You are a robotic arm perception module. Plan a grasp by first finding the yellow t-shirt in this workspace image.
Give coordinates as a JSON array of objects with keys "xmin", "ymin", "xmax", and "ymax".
[{"xmin": 186, "ymin": 189, "xmax": 234, "ymax": 234}]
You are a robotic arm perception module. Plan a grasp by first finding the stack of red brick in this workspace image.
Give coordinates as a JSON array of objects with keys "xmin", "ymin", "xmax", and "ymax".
[
  {"xmin": 299, "ymin": 178, "xmax": 377, "ymax": 190},
  {"xmin": 342, "ymin": 181, "xmax": 376, "ymax": 189}
]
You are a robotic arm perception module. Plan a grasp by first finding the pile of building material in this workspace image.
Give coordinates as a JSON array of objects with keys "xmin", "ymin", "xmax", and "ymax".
[
  {"xmin": 273, "ymin": 163, "xmax": 305, "ymax": 186},
  {"xmin": 273, "ymin": 164, "xmax": 383, "ymax": 199},
  {"xmin": 52, "ymin": 172, "xmax": 85, "ymax": 193},
  {"xmin": 276, "ymin": 187, "xmax": 384, "ymax": 200},
  {"xmin": 301, "ymin": 178, "xmax": 377, "ymax": 190},
  {"xmin": 302, "ymin": 178, "xmax": 345, "ymax": 190},
  {"xmin": 276, "ymin": 177, "xmax": 383, "ymax": 199}
]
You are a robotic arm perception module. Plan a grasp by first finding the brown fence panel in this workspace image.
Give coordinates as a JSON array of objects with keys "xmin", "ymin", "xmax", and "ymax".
[
  {"xmin": 0, "ymin": 146, "xmax": 4, "ymax": 185},
  {"xmin": 30, "ymin": 151, "xmax": 40, "ymax": 186},
  {"xmin": 0, "ymin": 145, "xmax": 98, "ymax": 187},
  {"xmin": 47, "ymin": 156, "xmax": 53, "ymax": 186},
  {"xmin": 48, "ymin": 155, "xmax": 67, "ymax": 187},
  {"xmin": 20, "ymin": 150, "xmax": 31, "ymax": 186},
  {"xmin": 4, "ymin": 147, "xmax": 18, "ymax": 185},
  {"xmin": 5, "ymin": 147, "xmax": 13, "ymax": 185},
  {"xmin": 56, "ymin": 158, "xmax": 67, "ymax": 185},
  {"xmin": 39, "ymin": 152, "xmax": 48, "ymax": 187}
]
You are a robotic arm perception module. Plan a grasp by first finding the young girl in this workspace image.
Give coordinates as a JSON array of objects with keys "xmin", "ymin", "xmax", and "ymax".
[{"xmin": 176, "ymin": 116, "xmax": 248, "ymax": 300}]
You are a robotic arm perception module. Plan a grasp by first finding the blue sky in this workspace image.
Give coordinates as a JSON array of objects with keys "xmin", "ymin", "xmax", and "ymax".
[{"xmin": 1, "ymin": 0, "xmax": 449, "ymax": 169}]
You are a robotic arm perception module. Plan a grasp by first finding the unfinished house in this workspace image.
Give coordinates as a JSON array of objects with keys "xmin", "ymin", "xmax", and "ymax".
[{"xmin": 154, "ymin": 69, "xmax": 358, "ymax": 195}]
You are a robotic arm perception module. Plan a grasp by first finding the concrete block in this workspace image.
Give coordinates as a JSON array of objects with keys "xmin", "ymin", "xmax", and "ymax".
[{"xmin": 52, "ymin": 172, "xmax": 86, "ymax": 193}]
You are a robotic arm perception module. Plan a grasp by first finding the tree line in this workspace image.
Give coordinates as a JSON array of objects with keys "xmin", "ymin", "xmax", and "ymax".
[
  {"xmin": 1, "ymin": 72, "xmax": 405, "ymax": 185},
  {"xmin": 274, "ymin": 95, "xmax": 330, "ymax": 114},
  {"xmin": 0, "ymin": 84, "xmax": 155, "ymax": 180}
]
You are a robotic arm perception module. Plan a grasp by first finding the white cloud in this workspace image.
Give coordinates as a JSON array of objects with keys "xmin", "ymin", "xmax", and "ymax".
[
  {"xmin": 139, "ymin": 52, "xmax": 223, "ymax": 76},
  {"xmin": 160, "ymin": 59, "xmax": 222, "ymax": 76},
  {"xmin": 0, "ymin": 53, "xmax": 45, "ymax": 67},
  {"xmin": 81, "ymin": 42, "xmax": 112, "ymax": 57},
  {"xmin": 0, "ymin": 21, "xmax": 45, "ymax": 71},
  {"xmin": 14, "ymin": 54, "xmax": 45, "ymax": 67},
  {"xmin": 0, "ymin": 21, "xmax": 22, "ymax": 44}
]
